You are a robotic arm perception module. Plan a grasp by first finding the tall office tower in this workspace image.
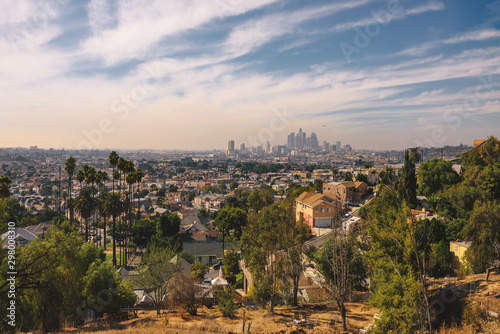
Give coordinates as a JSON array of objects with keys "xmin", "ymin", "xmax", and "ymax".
[
  {"xmin": 305, "ymin": 136, "xmax": 311, "ymax": 148},
  {"xmin": 302, "ymin": 132, "xmax": 306, "ymax": 149},
  {"xmin": 323, "ymin": 141, "xmax": 330, "ymax": 151},
  {"xmin": 287, "ymin": 132, "xmax": 295, "ymax": 148},
  {"xmin": 266, "ymin": 141, "xmax": 271, "ymax": 152},
  {"xmin": 228, "ymin": 140, "xmax": 235, "ymax": 151},
  {"xmin": 344, "ymin": 144, "xmax": 352, "ymax": 152},
  {"xmin": 297, "ymin": 128, "xmax": 303, "ymax": 149},
  {"xmin": 240, "ymin": 143, "xmax": 245, "ymax": 150},
  {"xmin": 310, "ymin": 132, "xmax": 318, "ymax": 149},
  {"xmin": 336, "ymin": 141, "xmax": 341, "ymax": 151},
  {"xmin": 331, "ymin": 144, "xmax": 336, "ymax": 152}
]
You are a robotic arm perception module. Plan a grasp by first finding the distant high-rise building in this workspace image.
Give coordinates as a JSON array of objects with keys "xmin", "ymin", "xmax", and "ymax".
[
  {"xmin": 266, "ymin": 141, "xmax": 271, "ymax": 153},
  {"xmin": 323, "ymin": 141, "xmax": 330, "ymax": 151},
  {"xmin": 240, "ymin": 143, "xmax": 245, "ymax": 150},
  {"xmin": 228, "ymin": 140, "xmax": 235, "ymax": 151},
  {"xmin": 331, "ymin": 144, "xmax": 337, "ymax": 151},
  {"xmin": 344, "ymin": 144, "xmax": 352, "ymax": 152},
  {"xmin": 336, "ymin": 141, "xmax": 341, "ymax": 151},
  {"xmin": 310, "ymin": 132, "xmax": 318, "ymax": 149},
  {"xmin": 287, "ymin": 132, "xmax": 295, "ymax": 148},
  {"xmin": 297, "ymin": 128, "xmax": 303, "ymax": 149}
]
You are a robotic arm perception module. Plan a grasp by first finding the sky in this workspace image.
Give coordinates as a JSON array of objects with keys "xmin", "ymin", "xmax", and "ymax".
[{"xmin": 1, "ymin": 0, "xmax": 500, "ymax": 151}]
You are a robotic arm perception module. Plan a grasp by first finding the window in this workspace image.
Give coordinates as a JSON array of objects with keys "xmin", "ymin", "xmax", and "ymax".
[
  {"xmin": 321, "ymin": 208, "xmax": 324, "ymax": 213},
  {"xmin": 327, "ymin": 208, "xmax": 331, "ymax": 213},
  {"xmin": 315, "ymin": 208, "xmax": 318, "ymax": 212}
]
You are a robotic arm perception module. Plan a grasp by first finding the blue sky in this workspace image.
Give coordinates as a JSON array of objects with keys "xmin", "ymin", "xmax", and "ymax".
[{"xmin": 1, "ymin": 0, "xmax": 499, "ymax": 150}]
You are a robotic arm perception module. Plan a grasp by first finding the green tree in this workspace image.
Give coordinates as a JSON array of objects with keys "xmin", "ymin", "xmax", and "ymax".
[
  {"xmin": 355, "ymin": 173, "xmax": 368, "ymax": 183},
  {"xmin": 313, "ymin": 179, "xmax": 324, "ymax": 193},
  {"xmin": 317, "ymin": 235, "xmax": 366, "ymax": 331},
  {"xmin": 134, "ymin": 246, "xmax": 179, "ymax": 316},
  {"xmin": 0, "ymin": 175, "xmax": 12, "ymax": 198},
  {"xmin": 366, "ymin": 186, "xmax": 432, "ymax": 333},
  {"xmin": 230, "ymin": 181, "xmax": 239, "ymax": 190},
  {"xmin": 417, "ymin": 158, "xmax": 460, "ymax": 196},
  {"xmin": 398, "ymin": 147, "xmax": 422, "ymax": 207},
  {"xmin": 429, "ymin": 241, "xmax": 453, "ymax": 277},
  {"xmin": 191, "ymin": 262, "xmax": 209, "ymax": 282},
  {"xmin": 157, "ymin": 213, "xmax": 181, "ymax": 238},
  {"xmin": 464, "ymin": 200, "xmax": 500, "ymax": 273},
  {"xmin": 241, "ymin": 204, "xmax": 288, "ymax": 314},
  {"xmin": 131, "ymin": 218, "xmax": 157, "ymax": 248},
  {"xmin": 214, "ymin": 206, "xmax": 247, "ymax": 241},
  {"xmin": 217, "ymin": 287, "xmax": 237, "ymax": 317},
  {"xmin": 0, "ymin": 230, "xmax": 104, "ymax": 332},
  {"xmin": 379, "ymin": 167, "xmax": 397, "ymax": 186},
  {"xmin": 81, "ymin": 260, "xmax": 136, "ymax": 316},
  {"xmin": 0, "ymin": 198, "xmax": 27, "ymax": 234},
  {"xmin": 248, "ymin": 187, "xmax": 274, "ymax": 211},
  {"xmin": 222, "ymin": 247, "xmax": 240, "ymax": 285}
]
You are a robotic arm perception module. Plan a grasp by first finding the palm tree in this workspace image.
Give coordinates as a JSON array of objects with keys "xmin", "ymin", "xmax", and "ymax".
[
  {"xmin": 108, "ymin": 151, "xmax": 119, "ymax": 193},
  {"xmin": 76, "ymin": 169, "xmax": 85, "ymax": 187},
  {"xmin": 75, "ymin": 187, "xmax": 97, "ymax": 242},
  {"xmin": 103, "ymin": 192, "xmax": 123, "ymax": 266},
  {"xmin": 98, "ymin": 191, "xmax": 110, "ymax": 249},
  {"xmin": 96, "ymin": 170, "xmax": 108, "ymax": 193},
  {"xmin": 135, "ymin": 168, "xmax": 143, "ymax": 219},
  {"xmin": 125, "ymin": 170, "xmax": 136, "ymax": 227},
  {"xmin": 116, "ymin": 157, "xmax": 127, "ymax": 192},
  {"xmin": 64, "ymin": 156, "xmax": 77, "ymax": 223}
]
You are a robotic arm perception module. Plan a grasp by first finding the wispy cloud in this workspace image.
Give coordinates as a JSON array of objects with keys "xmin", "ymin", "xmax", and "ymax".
[{"xmin": 331, "ymin": 1, "xmax": 445, "ymax": 33}]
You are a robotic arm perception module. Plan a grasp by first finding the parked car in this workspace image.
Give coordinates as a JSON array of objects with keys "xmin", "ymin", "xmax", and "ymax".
[
  {"xmin": 213, "ymin": 261, "xmax": 223, "ymax": 270},
  {"xmin": 202, "ymin": 278, "xmax": 212, "ymax": 285}
]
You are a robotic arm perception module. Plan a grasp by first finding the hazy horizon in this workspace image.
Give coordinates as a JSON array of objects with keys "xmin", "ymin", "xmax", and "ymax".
[{"xmin": 1, "ymin": 0, "xmax": 499, "ymax": 151}]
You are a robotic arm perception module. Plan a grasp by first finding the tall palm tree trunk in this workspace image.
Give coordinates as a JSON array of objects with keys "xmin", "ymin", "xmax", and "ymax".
[{"xmin": 112, "ymin": 215, "xmax": 116, "ymax": 266}]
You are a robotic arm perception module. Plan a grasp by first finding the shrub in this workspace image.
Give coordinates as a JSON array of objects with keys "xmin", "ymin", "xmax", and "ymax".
[{"xmin": 218, "ymin": 289, "xmax": 237, "ymax": 317}]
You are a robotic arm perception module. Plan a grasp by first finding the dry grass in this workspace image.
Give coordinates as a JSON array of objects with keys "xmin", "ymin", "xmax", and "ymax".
[{"xmin": 55, "ymin": 271, "xmax": 500, "ymax": 334}]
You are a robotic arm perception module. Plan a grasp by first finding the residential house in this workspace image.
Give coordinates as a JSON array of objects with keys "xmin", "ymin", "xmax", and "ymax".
[
  {"xmin": 450, "ymin": 240, "xmax": 472, "ymax": 272},
  {"xmin": 25, "ymin": 223, "xmax": 52, "ymax": 238},
  {"xmin": 180, "ymin": 214, "xmax": 210, "ymax": 231},
  {"xmin": 183, "ymin": 241, "xmax": 240, "ymax": 266},
  {"xmin": 1, "ymin": 227, "xmax": 38, "ymax": 248},
  {"xmin": 322, "ymin": 181, "xmax": 368, "ymax": 203},
  {"xmin": 295, "ymin": 192, "xmax": 336, "ymax": 228},
  {"xmin": 366, "ymin": 169, "xmax": 379, "ymax": 185},
  {"xmin": 193, "ymin": 194, "xmax": 224, "ymax": 211}
]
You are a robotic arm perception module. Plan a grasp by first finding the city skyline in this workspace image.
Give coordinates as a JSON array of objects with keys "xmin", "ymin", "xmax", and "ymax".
[{"xmin": 1, "ymin": 1, "xmax": 500, "ymax": 151}]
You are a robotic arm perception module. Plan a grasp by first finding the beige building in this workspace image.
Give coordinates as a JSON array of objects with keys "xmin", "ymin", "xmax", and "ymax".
[
  {"xmin": 450, "ymin": 240, "xmax": 472, "ymax": 272},
  {"xmin": 322, "ymin": 181, "xmax": 367, "ymax": 203},
  {"xmin": 295, "ymin": 192, "xmax": 336, "ymax": 228}
]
